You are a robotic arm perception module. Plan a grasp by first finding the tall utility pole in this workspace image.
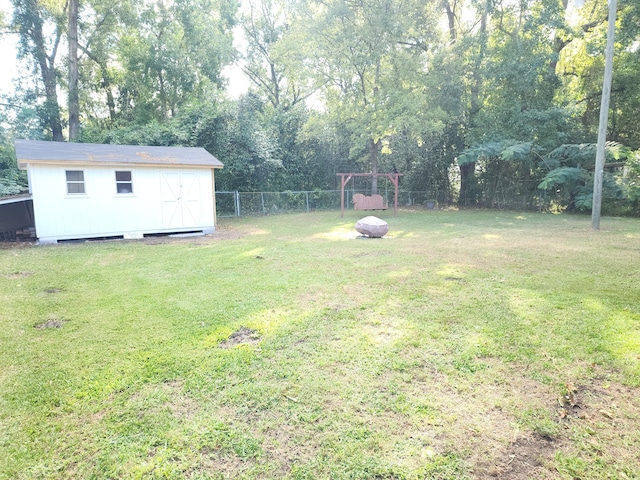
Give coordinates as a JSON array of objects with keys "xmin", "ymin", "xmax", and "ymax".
[{"xmin": 591, "ymin": 0, "xmax": 617, "ymax": 230}]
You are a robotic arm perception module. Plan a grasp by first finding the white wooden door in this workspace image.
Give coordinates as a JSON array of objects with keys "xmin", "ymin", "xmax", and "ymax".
[
  {"xmin": 160, "ymin": 171, "xmax": 202, "ymax": 229},
  {"xmin": 180, "ymin": 172, "xmax": 201, "ymax": 226}
]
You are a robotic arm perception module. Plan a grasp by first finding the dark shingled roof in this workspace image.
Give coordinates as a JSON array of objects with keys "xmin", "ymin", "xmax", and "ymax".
[{"xmin": 15, "ymin": 140, "xmax": 223, "ymax": 169}]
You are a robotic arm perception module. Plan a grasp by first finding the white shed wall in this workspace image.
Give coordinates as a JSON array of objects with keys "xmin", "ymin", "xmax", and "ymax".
[{"xmin": 28, "ymin": 165, "xmax": 216, "ymax": 243}]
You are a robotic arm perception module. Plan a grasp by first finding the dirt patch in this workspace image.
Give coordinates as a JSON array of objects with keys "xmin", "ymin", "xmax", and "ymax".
[
  {"xmin": 556, "ymin": 377, "xmax": 639, "ymax": 424},
  {"xmin": 470, "ymin": 366, "xmax": 640, "ymax": 478},
  {"xmin": 34, "ymin": 318, "xmax": 66, "ymax": 329},
  {"xmin": 44, "ymin": 287, "xmax": 63, "ymax": 294},
  {"xmin": 554, "ymin": 374, "xmax": 640, "ymax": 469},
  {"xmin": 218, "ymin": 327, "xmax": 261, "ymax": 348},
  {"xmin": 0, "ymin": 224, "xmax": 248, "ymax": 249},
  {"xmin": 389, "ymin": 354, "xmax": 562, "ymax": 477},
  {"xmin": 188, "ymin": 451, "xmax": 250, "ymax": 479},
  {"xmin": 444, "ymin": 276, "xmax": 466, "ymax": 283},
  {"xmin": 0, "ymin": 241, "xmax": 35, "ymax": 250},
  {"xmin": 2, "ymin": 271, "xmax": 34, "ymax": 278},
  {"xmin": 161, "ymin": 380, "xmax": 200, "ymax": 421},
  {"xmin": 143, "ymin": 224, "xmax": 249, "ymax": 245},
  {"xmin": 353, "ymin": 250, "xmax": 392, "ymax": 257},
  {"xmin": 481, "ymin": 433, "xmax": 559, "ymax": 479}
]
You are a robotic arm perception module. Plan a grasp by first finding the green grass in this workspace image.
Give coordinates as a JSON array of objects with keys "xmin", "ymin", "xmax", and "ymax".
[{"xmin": 1, "ymin": 209, "xmax": 639, "ymax": 479}]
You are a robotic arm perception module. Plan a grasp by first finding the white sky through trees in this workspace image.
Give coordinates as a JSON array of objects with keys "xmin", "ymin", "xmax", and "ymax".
[
  {"xmin": 0, "ymin": 0, "xmax": 250, "ymax": 104},
  {"xmin": 0, "ymin": 0, "xmax": 18, "ymax": 97}
]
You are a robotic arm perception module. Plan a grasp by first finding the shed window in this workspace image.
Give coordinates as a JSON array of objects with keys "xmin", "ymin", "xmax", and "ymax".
[
  {"xmin": 115, "ymin": 171, "xmax": 133, "ymax": 194},
  {"xmin": 66, "ymin": 170, "xmax": 85, "ymax": 194}
]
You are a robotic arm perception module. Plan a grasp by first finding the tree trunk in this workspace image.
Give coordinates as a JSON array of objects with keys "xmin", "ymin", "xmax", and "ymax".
[
  {"xmin": 68, "ymin": 0, "xmax": 79, "ymax": 141},
  {"xmin": 104, "ymin": 71, "xmax": 117, "ymax": 122},
  {"xmin": 370, "ymin": 137, "xmax": 380, "ymax": 195},
  {"xmin": 459, "ymin": 0, "xmax": 489, "ymax": 206},
  {"xmin": 159, "ymin": 70, "xmax": 168, "ymax": 120},
  {"xmin": 23, "ymin": 0, "xmax": 65, "ymax": 141},
  {"xmin": 443, "ymin": 0, "xmax": 456, "ymax": 42},
  {"xmin": 370, "ymin": 60, "xmax": 381, "ymax": 195},
  {"xmin": 459, "ymin": 162, "xmax": 476, "ymax": 207},
  {"xmin": 78, "ymin": 44, "xmax": 117, "ymax": 123}
]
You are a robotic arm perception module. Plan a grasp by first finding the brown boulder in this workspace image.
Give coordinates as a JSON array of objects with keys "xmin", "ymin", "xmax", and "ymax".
[{"xmin": 355, "ymin": 216, "xmax": 389, "ymax": 238}]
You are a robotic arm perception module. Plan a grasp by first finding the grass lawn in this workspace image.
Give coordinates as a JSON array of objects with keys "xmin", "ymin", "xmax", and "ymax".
[{"xmin": 1, "ymin": 209, "xmax": 639, "ymax": 479}]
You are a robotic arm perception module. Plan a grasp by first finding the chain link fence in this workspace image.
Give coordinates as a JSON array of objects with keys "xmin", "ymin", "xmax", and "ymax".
[{"xmin": 215, "ymin": 190, "xmax": 437, "ymax": 217}]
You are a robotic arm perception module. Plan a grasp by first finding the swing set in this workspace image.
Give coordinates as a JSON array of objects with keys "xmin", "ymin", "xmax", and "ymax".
[{"xmin": 337, "ymin": 173, "xmax": 402, "ymax": 218}]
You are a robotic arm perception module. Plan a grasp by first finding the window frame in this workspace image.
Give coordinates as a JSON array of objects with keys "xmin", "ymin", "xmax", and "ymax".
[
  {"xmin": 65, "ymin": 170, "xmax": 86, "ymax": 195},
  {"xmin": 115, "ymin": 170, "xmax": 134, "ymax": 195}
]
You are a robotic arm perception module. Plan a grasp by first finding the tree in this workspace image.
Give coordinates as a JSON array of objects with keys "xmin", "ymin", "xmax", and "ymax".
[
  {"xmin": 456, "ymin": 139, "xmax": 639, "ymax": 214},
  {"xmin": 113, "ymin": 0, "xmax": 236, "ymax": 123},
  {"xmin": 210, "ymin": 94, "xmax": 282, "ymax": 191},
  {"xmin": 9, "ymin": 0, "xmax": 237, "ymax": 138},
  {"xmin": 239, "ymin": 0, "xmax": 314, "ymax": 109},
  {"xmin": 12, "ymin": 0, "xmax": 66, "ymax": 141},
  {"xmin": 445, "ymin": 0, "xmax": 578, "ymax": 205},
  {"xmin": 557, "ymin": 0, "xmax": 640, "ymax": 149},
  {"xmin": 538, "ymin": 142, "xmax": 636, "ymax": 214},
  {"xmin": 287, "ymin": 0, "xmax": 444, "ymax": 193}
]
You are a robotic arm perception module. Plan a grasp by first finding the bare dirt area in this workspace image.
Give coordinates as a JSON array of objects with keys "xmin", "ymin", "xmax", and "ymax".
[
  {"xmin": 34, "ymin": 318, "xmax": 66, "ymax": 329},
  {"xmin": 0, "ymin": 241, "xmax": 36, "ymax": 250},
  {"xmin": 0, "ymin": 224, "xmax": 248, "ymax": 248},
  {"xmin": 43, "ymin": 287, "xmax": 63, "ymax": 293},
  {"xmin": 556, "ymin": 373, "xmax": 640, "ymax": 472},
  {"xmin": 1, "ymin": 271, "xmax": 34, "ymax": 278},
  {"xmin": 470, "ymin": 366, "xmax": 640, "ymax": 479},
  {"xmin": 485, "ymin": 433, "xmax": 560, "ymax": 479},
  {"xmin": 141, "ymin": 224, "xmax": 249, "ymax": 245},
  {"xmin": 218, "ymin": 326, "xmax": 262, "ymax": 348}
]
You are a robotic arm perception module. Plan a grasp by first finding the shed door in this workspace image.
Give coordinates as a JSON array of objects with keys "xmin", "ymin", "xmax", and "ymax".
[{"xmin": 160, "ymin": 172, "xmax": 202, "ymax": 229}]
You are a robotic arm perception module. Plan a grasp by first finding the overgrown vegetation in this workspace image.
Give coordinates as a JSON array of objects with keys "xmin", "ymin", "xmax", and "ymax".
[
  {"xmin": 0, "ymin": 129, "xmax": 27, "ymax": 196},
  {"xmin": 458, "ymin": 141, "xmax": 640, "ymax": 215},
  {"xmin": 1, "ymin": 0, "xmax": 640, "ymax": 213},
  {"xmin": 1, "ymin": 211, "xmax": 638, "ymax": 478}
]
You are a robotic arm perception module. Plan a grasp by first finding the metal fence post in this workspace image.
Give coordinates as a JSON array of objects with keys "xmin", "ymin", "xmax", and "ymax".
[{"xmin": 215, "ymin": 190, "xmax": 439, "ymax": 217}]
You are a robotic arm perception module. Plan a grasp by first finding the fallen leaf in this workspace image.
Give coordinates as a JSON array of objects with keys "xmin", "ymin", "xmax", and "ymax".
[{"xmin": 565, "ymin": 382, "xmax": 577, "ymax": 406}]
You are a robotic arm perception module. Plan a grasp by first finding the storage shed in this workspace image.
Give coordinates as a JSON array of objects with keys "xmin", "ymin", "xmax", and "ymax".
[
  {"xmin": 15, "ymin": 140, "xmax": 224, "ymax": 244},
  {"xmin": 0, "ymin": 194, "xmax": 35, "ymax": 241}
]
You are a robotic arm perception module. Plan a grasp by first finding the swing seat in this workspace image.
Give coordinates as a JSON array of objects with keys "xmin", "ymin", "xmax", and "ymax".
[{"xmin": 353, "ymin": 193, "xmax": 387, "ymax": 211}]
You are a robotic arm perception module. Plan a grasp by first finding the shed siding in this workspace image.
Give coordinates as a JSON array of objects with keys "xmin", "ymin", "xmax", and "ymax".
[{"xmin": 29, "ymin": 164, "xmax": 215, "ymax": 242}]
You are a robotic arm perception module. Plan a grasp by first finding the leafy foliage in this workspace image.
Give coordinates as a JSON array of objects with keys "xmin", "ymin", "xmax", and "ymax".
[
  {"xmin": 457, "ymin": 138, "xmax": 640, "ymax": 213},
  {"xmin": 0, "ymin": 129, "xmax": 28, "ymax": 197},
  {"xmin": 4, "ymin": 0, "xmax": 640, "ymax": 215},
  {"xmin": 537, "ymin": 167, "xmax": 588, "ymax": 191},
  {"xmin": 0, "ymin": 169, "xmax": 28, "ymax": 197},
  {"xmin": 538, "ymin": 142, "xmax": 637, "ymax": 213}
]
